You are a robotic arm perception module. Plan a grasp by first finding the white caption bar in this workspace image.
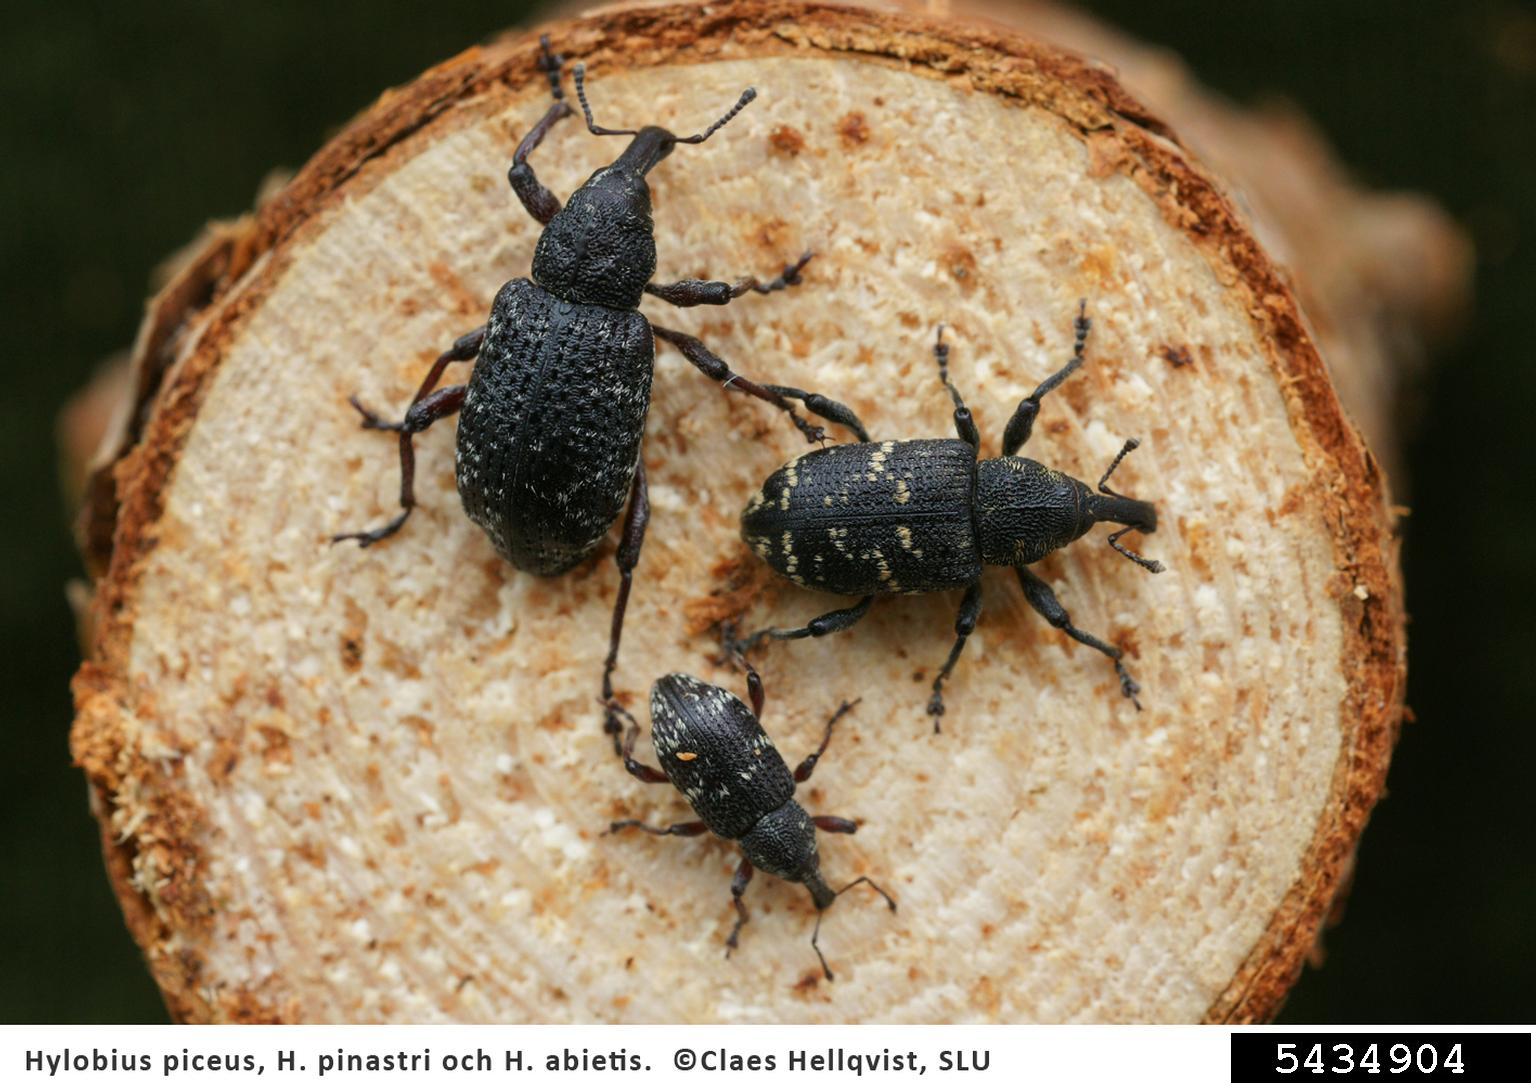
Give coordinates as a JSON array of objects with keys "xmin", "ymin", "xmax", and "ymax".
[
  {"xmin": 6, "ymin": 1024, "xmax": 1527, "ymax": 1087},
  {"xmin": 5, "ymin": 1025, "xmax": 1230, "ymax": 1087}
]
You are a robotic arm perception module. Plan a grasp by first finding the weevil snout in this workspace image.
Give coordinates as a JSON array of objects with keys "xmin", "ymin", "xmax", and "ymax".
[
  {"xmin": 1087, "ymin": 492, "xmax": 1157, "ymax": 534},
  {"xmin": 573, "ymin": 63, "xmax": 756, "ymax": 176},
  {"xmin": 1090, "ymin": 437, "xmax": 1164, "ymax": 572}
]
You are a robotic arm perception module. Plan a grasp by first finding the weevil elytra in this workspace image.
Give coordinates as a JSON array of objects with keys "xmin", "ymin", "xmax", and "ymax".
[
  {"xmin": 334, "ymin": 39, "xmax": 862, "ymax": 749},
  {"xmin": 737, "ymin": 304, "xmax": 1164, "ymax": 730},
  {"xmin": 609, "ymin": 666, "xmax": 895, "ymax": 981}
]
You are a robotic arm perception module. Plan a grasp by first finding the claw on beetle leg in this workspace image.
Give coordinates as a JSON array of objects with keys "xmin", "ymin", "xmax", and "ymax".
[{"xmin": 347, "ymin": 394, "xmax": 403, "ymax": 431}]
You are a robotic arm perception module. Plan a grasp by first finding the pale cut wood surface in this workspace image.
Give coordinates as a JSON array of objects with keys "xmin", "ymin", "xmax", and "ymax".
[
  {"xmin": 71, "ymin": 2, "xmax": 1403, "ymax": 1022},
  {"xmin": 874, "ymin": 0, "xmax": 1470, "ymax": 480}
]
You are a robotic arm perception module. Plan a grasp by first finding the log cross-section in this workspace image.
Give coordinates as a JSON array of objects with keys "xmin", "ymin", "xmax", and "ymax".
[{"xmin": 71, "ymin": 1, "xmax": 1404, "ymax": 1023}]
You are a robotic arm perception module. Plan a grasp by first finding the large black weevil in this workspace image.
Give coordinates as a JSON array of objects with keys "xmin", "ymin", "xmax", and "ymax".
[
  {"xmin": 334, "ymin": 39, "xmax": 862, "ymax": 750},
  {"xmin": 736, "ymin": 304, "xmax": 1164, "ymax": 730},
  {"xmin": 609, "ymin": 666, "xmax": 896, "ymax": 981}
]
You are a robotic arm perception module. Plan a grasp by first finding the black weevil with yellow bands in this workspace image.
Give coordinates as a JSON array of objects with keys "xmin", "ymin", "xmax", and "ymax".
[
  {"xmin": 738, "ymin": 303, "xmax": 1164, "ymax": 730},
  {"xmin": 333, "ymin": 38, "xmax": 862, "ymax": 749}
]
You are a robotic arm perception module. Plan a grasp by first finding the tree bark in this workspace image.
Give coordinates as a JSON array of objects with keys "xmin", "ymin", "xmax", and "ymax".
[{"xmin": 71, "ymin": 0, "xmax": 1413, "ymax": 1023}]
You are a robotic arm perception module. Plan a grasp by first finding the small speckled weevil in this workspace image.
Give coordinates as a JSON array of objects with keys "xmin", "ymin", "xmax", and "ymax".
[
  {"xmin": 608, "ymin": 665, "xmax": 896, "ymax": 981},
  {"xmin": 334, "ymin": 39, "xmax": 862, "ymax": 750},
  {"xmin": 736, "ymin": 304, "xmax": 1164, "ymax": 730}
]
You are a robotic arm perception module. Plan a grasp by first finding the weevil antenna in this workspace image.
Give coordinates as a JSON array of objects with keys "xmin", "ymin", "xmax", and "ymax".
[
  {"xmin": 572, "ymin": 64, "xmax": 639, "ymax": 137},
  {"xmin": 1109, "ymin": 526, "xmax": 1165, "ymax": 574},
  {"xmin": 832, "ymin": 874, "xmax": 898, "ymax": 912},
  {"xmin": 1094, "ymin": 438, "xmax": 1165, "ymax": 573},
  {"xmin": 675, "ymin": 87, "xmax": 758, "ymax": 144},
  {"xmin": 1097, "ymin": 437, "xmax": 1141, "ymax": 496},
  {"xmin": 810, "ymin": 910, "xmax": 834, "ymax": 981},
  {"xmin": 808, "ymin": 875, "xmax": 897, "ymax": 982}
]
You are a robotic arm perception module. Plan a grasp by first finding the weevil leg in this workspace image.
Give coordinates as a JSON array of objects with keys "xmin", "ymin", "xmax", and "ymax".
[
  {"xmin": 717, "ymin": 624, "xmax": 768, "ymax": 720},
  {"xmin": 1002, "ymin": 299, "xmax": 1090, "ymax": 456},
  {"xmin": 536, "ymin": 33, "xmax": 565, "ymax": 100},
  {"xmin": 645, "ymin": 251, "xmax": 814, "ymax": 307},
  {"xmin": 408, "ymin": 326, "xmax": 485, "ymax": 406},
  {"xmin": 600, "ymin": 460, "xmax": 651, "ymax": 754},
  {"xmin": 506, "ymin": 37, "xmax": 575, "ymax": 225},
  {"xmin": 951, "ymin": 404, "xmax": 980, "ymax": 452},
  {"xmin": 811, "ymin": 815, "xmax": 858, "ymax": 834},
  {"xmin": 794, "ymin": 700, "xmax": 859, "ymax": 783},
  {"xmin": 725, "ymin": 858, "xmax": 755, "ymax": 954},
  {"xmin": 1015, "ymin": 564, "xmax": 1142, "ymax": 710},
  {"xmin": 651, "ymin": 324, "xmax": 827, "ymax": 444},
  {"xmin": 608, "ymin": 819, "xmax": 709, "ymax": 837},
  {"xmin": 745, "ymin": 660, "xmax": 766, "ymax": 718},
  {"xmin": 733, "ymin": 595, "xmax": 875, "ymax": 655},
  {"xmin": 931, "ymin": 325, "xmax": 980, "ymax": 452},
  {"xmin": 335, "ymin": 325, "xmax": 484, "ymax": 545},
  {"xmin": 926, "ymin": 581, "xmax": 983, "ymax": 732},
  {"xmin": 350, "ymin": 325, "xmax": 483, "ymax": 431},
  {"xmin": 332, "ymin": 383, "xmax": 467, "ymax": 547},
  {"xmin": 761, "ymin": 385, "xmax": 870, "ymax": 443},
  {"xmin": 617, "ymin": 721, "xmax": 669, "ymax": 785}
]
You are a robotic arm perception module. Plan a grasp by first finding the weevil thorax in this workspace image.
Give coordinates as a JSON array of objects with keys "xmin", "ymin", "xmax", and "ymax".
[
  {"xmin": 975, "ymin": 456, "xmax": 1096, "ymax": 566},
  {"xmin": 976, "ymin": 456, "xmax": 1158, "ymax": 566},
  {"xmin": 738, "ymin": 798, "xmax": 824, "ymax": 888},
  {"xmin": 531, "ymin": 128, "xmax": 675, "ymax": 310}
]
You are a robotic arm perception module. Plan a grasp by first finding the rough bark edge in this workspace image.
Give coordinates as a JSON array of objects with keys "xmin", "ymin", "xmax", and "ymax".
[{"xmin": 69, "ymin": 0, "xmax": 1403, "ymax": 1024}]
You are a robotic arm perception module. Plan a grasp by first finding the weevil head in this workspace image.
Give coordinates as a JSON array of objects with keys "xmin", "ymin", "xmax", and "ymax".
[
  {"xmin": 1085, "ymin": 490, "xmax": 1157, "ymax": 534},
  {"xmin": 532, "ymin": 67, "xmax": 757, "ymax": 308},
  {"xmin": 803, "ymin": 871, "xmax": 838, "ymax": 912}
]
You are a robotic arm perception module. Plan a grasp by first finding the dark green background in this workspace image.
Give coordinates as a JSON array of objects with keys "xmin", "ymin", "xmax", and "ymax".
[{"xmin": 3, "ymin": 0, "xmax": 1531, "ymax": 1023}]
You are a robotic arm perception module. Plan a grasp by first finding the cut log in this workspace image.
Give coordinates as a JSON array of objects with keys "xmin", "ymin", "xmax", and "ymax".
[
  {"xmin": 71, "ymin": 0, "xmax": 1407, "ymax": 1022},
  {"xmin": 884, "ymin": 0, "xmax": 1469, "ymax": 482}
]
